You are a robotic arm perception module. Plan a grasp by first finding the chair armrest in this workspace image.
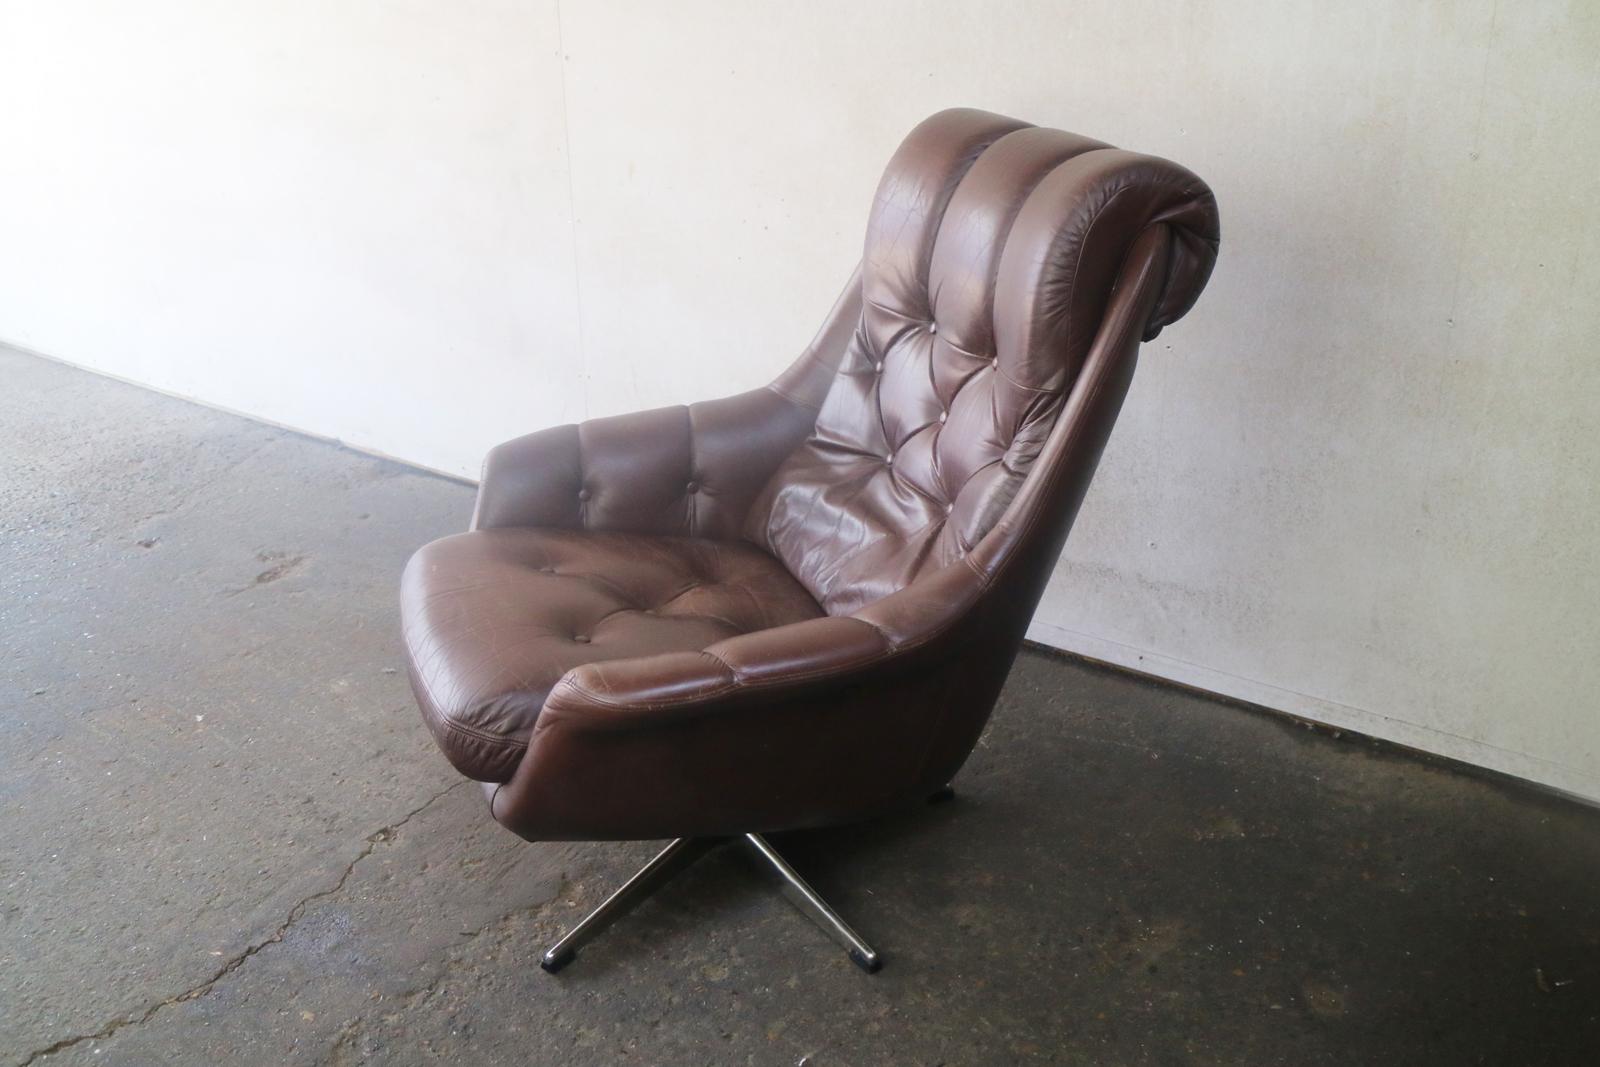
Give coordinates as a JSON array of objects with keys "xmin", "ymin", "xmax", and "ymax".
[
  {"xmin": 541, "ymin": 616, "xmax": 892, "ymax": 723},
  {"xmin": 487, "ymin": 562, "xmax": 996, "ymax": 841},
  {"xmin": 471, "ymin": 385, "xmax": 818, "ymax": 539},
  {"xmin": 488, "ymin": 615, "xmax": 899, "ymax": 840}
]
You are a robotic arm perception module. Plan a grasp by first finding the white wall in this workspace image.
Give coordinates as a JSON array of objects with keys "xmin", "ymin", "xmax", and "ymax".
[
  {"xmin": 2, "ymin": 2, "xmax": 1596, "ymax": 800},
  {"xmin": 0, "ymin": 1, "xmax": 586, "ymax": 471}
]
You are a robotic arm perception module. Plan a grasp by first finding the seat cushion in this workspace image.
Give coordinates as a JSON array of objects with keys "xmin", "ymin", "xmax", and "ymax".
[{"xmin": 400, "ymin": 527, "xmax": 824, "ymax": 782}]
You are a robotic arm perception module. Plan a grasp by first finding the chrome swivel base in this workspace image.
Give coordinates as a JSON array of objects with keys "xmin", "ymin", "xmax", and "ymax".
[{"xmin": 539, "ymin": 832, "xmax": 882, "ymax": 975}]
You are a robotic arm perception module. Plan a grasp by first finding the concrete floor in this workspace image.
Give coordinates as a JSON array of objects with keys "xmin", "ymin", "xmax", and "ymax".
[{"xmin": 2, "ymin": 346, "xmax": 1597, "ymax": 1067}]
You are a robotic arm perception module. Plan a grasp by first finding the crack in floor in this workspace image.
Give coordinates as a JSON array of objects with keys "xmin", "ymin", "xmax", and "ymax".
[
  {"xmin": 122, "ymin": 437, "xmax": 281, "ymax": 535},
  {"xmin": 14, "ymin": 780, "xmax": 469, "ymax": 1067},
  {"xmin": 312, "ymin": 874, "xmax": 574, "ymax": 1067}
]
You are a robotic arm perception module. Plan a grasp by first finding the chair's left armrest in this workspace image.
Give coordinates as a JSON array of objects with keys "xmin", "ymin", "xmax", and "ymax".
[
  {"xmin": 485, "ymin": 561, "xmax": 992, "ymax": 841},
  {"xmin": 471, "ymin": 385, "xmax": 818, "ymax": 539},
  {"xmin": 485, "ymin": 615, "xmax": 898, "ymax": 840}
]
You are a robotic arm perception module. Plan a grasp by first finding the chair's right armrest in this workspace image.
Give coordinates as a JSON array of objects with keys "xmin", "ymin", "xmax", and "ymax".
[
  {"xmin": 470, "ymin": 386, "xmax": 818, "ymax": 538},
  {"xmin": 471, "ymin": 422, "xmax": 585, "ymax": 532},
  {"xmin": 470, "ymin": 264, "xmax": 864, "ymax": 538}
]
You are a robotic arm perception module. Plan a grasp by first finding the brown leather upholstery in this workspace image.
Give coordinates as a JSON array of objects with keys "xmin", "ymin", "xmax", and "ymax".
[
  {"xmin": 404, "ymin": 528, "xmax": 823, "ymax": 781},
  {"xmin": 749, "ymin": 120, "xmax": 1216, "ymax": 614},
  {"xmin": 400, "ymin": 108, "xmax": 1219, "ymax": 841}
]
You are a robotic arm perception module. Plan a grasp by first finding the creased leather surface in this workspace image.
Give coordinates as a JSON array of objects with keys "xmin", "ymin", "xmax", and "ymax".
[
  {"xmin": 745, "ymin": 110, "xmax": 1218, "ymax": 614},
  {"xmin": 398, "ymin": 108, "xmax": 1220, "ymax": 840},
  {"xmin": 402, "ymin": 528, "xmax": 822, "ymax": 781}
]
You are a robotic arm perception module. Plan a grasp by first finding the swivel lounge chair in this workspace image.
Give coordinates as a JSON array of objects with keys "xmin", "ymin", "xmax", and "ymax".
[{"xmin": 400, "ymin": 108, "xmax": 1219, "ymax": 973}]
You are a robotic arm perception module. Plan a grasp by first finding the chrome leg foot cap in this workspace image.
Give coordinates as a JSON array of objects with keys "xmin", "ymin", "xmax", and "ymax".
[
  {"xmin": 540, "ymin": 946, "xmax": 577, "ymax": 974},
  {"xmin": 849, "ymin": 948, "xmax": 883, "ymax": 974}
]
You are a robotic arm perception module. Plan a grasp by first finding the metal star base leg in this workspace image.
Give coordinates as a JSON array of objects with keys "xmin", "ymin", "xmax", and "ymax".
[
  {"xmin": 741, "ymin": 832, "xmax": 881, "ymax": 973},
  {"xmin": 539, "ymin": 832, "xmax": 882, "ymax": 975},
  {"xmin": 539, "ymin": 836, "xmax": 720, "ymax": 973}
]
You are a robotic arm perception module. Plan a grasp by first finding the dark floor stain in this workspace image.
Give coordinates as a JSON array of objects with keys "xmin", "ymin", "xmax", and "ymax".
[{"xmin": 251, "ymin": 551, "xmax": 305, "ymax": 585}]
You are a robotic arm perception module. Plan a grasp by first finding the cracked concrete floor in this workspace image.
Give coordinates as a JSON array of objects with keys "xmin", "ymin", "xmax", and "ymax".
[{"xmin": 3, "ymin": 345, "xmax": 1599, "ymax": 1066}]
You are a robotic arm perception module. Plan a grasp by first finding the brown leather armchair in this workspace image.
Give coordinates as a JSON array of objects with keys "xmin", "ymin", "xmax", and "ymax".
[{"xmin": 401, "ymin": 108, "xmax": 1219, "ymax": 973}]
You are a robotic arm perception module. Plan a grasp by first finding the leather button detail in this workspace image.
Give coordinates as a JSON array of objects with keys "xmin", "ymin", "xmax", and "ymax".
[
  {"xmin": 685, "ymin": 481, "xmax": 699, "ymax": 493},
  {"xmin": 873, "ymin": 362, "xmax": 883, "ymax": 375},
  {"xmin": 928, "ymin": 322, "xmax": 938, "ymax": 335},
  {"xmin": 938, "ymin": 410, "xmax": 948, "ymax": 423},
  {"xmin": 577, "ymin": 488, "xmax": 591, "ymax": 502},
  {"xmin": 884, "ymin": 452, "xmax": 895, "ymax": 464},
  {"xmin": 990, "ymin": 357, "xmax": 999, "ymax": 370},
  {"xmin": 572, "ymin": 634, "xmax": 590, "ymax": 644},
  {"xmin": 945, "ymin": 502, "xmax": 955, "ymax": 514}
]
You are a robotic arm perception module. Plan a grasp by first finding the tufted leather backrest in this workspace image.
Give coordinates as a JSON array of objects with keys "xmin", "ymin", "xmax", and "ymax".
[{"xmin": 745, "ymin": 109, "xmax": 1218, "ymax": 615}]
